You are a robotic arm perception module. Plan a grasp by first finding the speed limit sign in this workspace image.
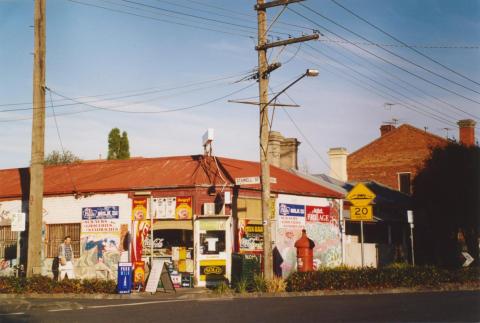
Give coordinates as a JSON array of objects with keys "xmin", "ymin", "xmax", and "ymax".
[{"xmin": 350, "ymin": 205, "xmax": 373, "ymax": 221}]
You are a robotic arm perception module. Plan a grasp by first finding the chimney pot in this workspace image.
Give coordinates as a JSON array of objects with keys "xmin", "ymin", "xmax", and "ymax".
[
  {"xmin": 380, "ymin": 124, "xmax": 396, "ymax": 136},
  {"xmin": 328, "ymin": 147, "xmax": 348, "ymax": 182},
  {"xmin": 457, "ymin": 119, "xmax": 476, "ymax": 146}
]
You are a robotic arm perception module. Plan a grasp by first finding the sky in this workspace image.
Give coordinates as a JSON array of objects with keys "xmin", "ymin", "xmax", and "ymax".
[{"xmin": 0, "ymin": 0, "xmax": 479, "ymax": 174}]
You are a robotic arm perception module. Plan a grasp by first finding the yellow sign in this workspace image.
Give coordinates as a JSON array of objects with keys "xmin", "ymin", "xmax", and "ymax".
[
  {"xmin": 346, "ymin": 183, "xmax": 376, "ymax": 206},
  {"xmin": 350, "ymin": 205, "xmax": 373, "ymax": 221}
]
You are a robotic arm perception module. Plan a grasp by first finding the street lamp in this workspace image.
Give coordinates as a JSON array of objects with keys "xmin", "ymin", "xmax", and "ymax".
[{"xmin": 265, "ymin": 69, "xmax": 319, "ymax": 107}]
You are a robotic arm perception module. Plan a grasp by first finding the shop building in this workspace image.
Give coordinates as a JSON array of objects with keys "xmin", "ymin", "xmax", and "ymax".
[{"xmin": 0, "ymin": 154, "xmax": 342, "ymax": 284}]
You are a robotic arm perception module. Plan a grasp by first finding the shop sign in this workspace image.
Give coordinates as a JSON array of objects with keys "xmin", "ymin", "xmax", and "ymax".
[
  {"xmin": 82, "ymin": 206, "xmax": 119, "ymax": 220},
  {"xmin": 278, "ymin": 203, "xmax": 305, "ymax": 229},
  {"xmin": 199, "ymin": 259, "xmax": 226, "ymax": 282},
  {"xmin": 152, "ymin": 197, "xmax": 176, "ymax": 219},
  {"xmin": 199, "ymin": 219, "xmax": 226, "ymax": 231},
  {"xmin": 117, "ymin": 262, "xmax": 132, "ymax": 294},
  {"xmin": 133, "ymin": 261, "xmax": 146, "ymax": 290},
  {"xmin": 81, "ymin": 219, "xmax": 120, "ymax": 233},
  {"xmin": 176, "ymin": 196, "xmax": 192, "ymax": 220},
  {"xmin": 132, "ymin": 197, "xmax": 148, "ymax": 220},
  {"xmin": 239, "ymin": 220, "xmax": 263, "ymax": 253},
  {"xmin": 306, "ymin": 206, "xmax": 331, "ymax": 223}
]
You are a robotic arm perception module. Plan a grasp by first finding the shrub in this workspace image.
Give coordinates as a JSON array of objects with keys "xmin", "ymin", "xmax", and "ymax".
[
  {"xmin": 252, "ymin": 274, "xmax": 267, "ymax": 292},
  {"xmin": 265, "ymin": 276, "xmax": 286, "ymax": 293},
  {"xmin": 0, "ymin": 276, "xmax": 117, "ymax": 294},
  {"xmin": 234, "ymin": 278, "xmax": 248, "ymax": 294},
  {"xmin": 286, "ymin": 265, "xmax": 480, "ymax": 292},
  {"xmin": 213, "ymin": 281, "xmax": 232, "ymax": 295}
]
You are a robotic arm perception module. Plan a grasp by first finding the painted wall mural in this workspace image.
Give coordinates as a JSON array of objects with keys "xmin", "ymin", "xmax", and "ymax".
[{"xmin": 275, "ymin": 198, "xmax": 342, "ymax": 278}]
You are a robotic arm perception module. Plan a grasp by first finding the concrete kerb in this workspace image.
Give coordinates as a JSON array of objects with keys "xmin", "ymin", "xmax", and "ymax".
[{"xmin": 0, "ymin": 283, "xmax": 478, "ymax": 301}]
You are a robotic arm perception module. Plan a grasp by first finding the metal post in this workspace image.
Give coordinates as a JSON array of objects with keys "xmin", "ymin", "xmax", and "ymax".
[
  {"xmin": 339, "ymin": 199, "xmax": 346, "ymax": 265},
  {"xmin": 410, "ymin": 225, "xmax": 415, "ymax": 266},
  {"xmin": 360, "ymin": 220, "xmax": 364, "ymax": 267}
]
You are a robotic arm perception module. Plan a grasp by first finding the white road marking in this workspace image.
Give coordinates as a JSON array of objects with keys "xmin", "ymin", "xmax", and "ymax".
[
  {"xmin": 0, "ymin": 312, "xmax": 25, "ymax": 315},
  {"xmin": 48, "ymin": 308, "xmax": 75, "ymax": 312},
  {"xmin": 88, "ymin": 299, "xmax": 185, "ymax": 309}
]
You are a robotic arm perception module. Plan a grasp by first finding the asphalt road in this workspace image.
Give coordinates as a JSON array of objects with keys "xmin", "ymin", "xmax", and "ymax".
[{"xmin": 0, "ymin": 290, "xmax": 479, "ymax": 323}]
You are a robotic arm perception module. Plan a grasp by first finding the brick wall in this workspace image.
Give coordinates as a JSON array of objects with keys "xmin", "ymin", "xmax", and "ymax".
[{"xmin": 348, "ymin": 125, "xmax": 447, "ymax": 190}]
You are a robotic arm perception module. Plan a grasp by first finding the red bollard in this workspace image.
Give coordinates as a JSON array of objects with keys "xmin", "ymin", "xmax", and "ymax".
[{"xmin": 294, "ymin": 229, "xmax": 315, "ymax": 272}]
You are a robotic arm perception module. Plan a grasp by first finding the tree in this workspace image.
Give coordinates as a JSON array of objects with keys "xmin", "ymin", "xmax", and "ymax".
[
  {"xmin": 108, "ymin": 128, "xmax": 130, "ymax": 160},
  {"xmin": 45, "ymin": 150, "xmax": 82, "ymax": 166},
  {"xmin": 413, "ymin": 143, "xmax": 479, "ymax": 268}
]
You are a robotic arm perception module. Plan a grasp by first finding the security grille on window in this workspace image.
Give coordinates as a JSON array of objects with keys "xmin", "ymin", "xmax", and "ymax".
[
  {"xmin": 46, "ymin": 223, "xmax": 81, "ymax": 258},
  {"xmin": 0, "ymin": 226, "xmax": 18, "ymax": 260},
  {"xmin": 398, "ymin": 173, "xmax": 412, "ymax": 195}
]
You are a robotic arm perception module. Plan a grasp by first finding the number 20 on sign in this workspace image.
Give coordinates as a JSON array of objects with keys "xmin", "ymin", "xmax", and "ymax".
[{"xmin": 350, "ymin": 205, "xmax": 373, "ymax": 221}]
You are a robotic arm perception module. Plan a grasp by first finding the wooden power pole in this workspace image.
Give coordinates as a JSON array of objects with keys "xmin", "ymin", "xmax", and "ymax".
[
  {"xmin": 27, "ymin": 0, "xmax": 46, "ymax": 277},
  {"xmin": 255, "ymin": 0, "xmax": 318, "ymax": 279}
]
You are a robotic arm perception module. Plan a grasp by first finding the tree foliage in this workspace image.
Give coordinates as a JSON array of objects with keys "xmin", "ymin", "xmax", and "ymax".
[
  {"xmin": 108, "ymin": 128, "xmax": 130, "ymax": 160},
  {"xmin": 413, "ymin": 143, "xmax": 479, "ymax": 268},
  {"xmin": 45, "ymin": 150, "xmax": 81, "ymax": 166}
]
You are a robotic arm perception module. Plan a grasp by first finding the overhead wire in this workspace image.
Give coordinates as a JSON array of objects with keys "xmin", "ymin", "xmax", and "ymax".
[
  {"xmin": 67, "ymin": 0, "xmax": 254, "ymax": 39},
  {"xmin": 302, "ymin": 44, "xmax": 459, "ymax": 126},
  {"xmin": 314, "ymin": 36, "xmax": 480, "ymax": 120},
  {"xmin": 299, "ymin": 4, "xmax": 480, "ymax": 97},
  {"xmin": 0, "ymin": 69, "xmax": 255, "ymax": 111},
  {"xmin": 288, "ymin": 6, "xmax": 480, "ymax": 106},
  {"xmin": 329, "ymin": 0, "xmax": 480, "ymax": 86}
]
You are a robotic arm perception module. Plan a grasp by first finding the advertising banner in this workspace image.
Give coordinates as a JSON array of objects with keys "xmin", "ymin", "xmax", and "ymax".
[
  {"xmin": 82, "ymin": 206, "xmax": 119, "ymax": 220},
  {"xmin": 133, "ymin": 261, "xmax": 145, "ymax": 290},
  {"xmin": 278, "ymin": 203, "xmax": 305, "ymax": 229},
  {"xmin": 152, "ymin": 197, "xmax": 176, "ymax": 219},
  {"xmin": 132, "ymin": 220, "xmax": 151, "ymax": 263},
  {"xmin": 238, "ymin": 220, "xmax": 263, "ymax": 253},
  {"xmin": 117, "ymin": 262, "xmax": 132, "ymax": 294},
  {"xmin": 306, "ymin": 206, "xmax": 331, "ymax": 223},
  {"xmin": 132, "ymin": 197, "xmax": 148, "ymax": 221},
  {"xmin": 199, "ymin": 259, "xmax": 226, "ymax": 282},
  {"xmin": 175, "ymin": 196, "xmax": 192, "ymax": 220}
]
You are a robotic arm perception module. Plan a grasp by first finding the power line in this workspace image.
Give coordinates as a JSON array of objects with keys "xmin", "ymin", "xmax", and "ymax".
[
  {"xmin": 330, "ymin": 0, "xmax": 480, "ymax": 86},
  {"xmin": 318, "ymin": 38, "xmax": 480, "ymax": 49},
  {"xmin": 310, "ymin": 39, "xmax": 479, "ymax": 120},
  {"xmin": 297, "ymin": 4, "xmax": 480, "ymax": 99},
  {"xmin": 302, "ymin": 44, "xmax": 459, "ymax": 127},
  {"xmin": 67, "ymin": 0, "xmax": 254, "ymax": 38},
  {"xmin": 288, "ymin": 6, "xmax": 480, "ymax": 105},
  {"xmin": 0, "ymin": 70, "xmax": 254, "ymax": 110}
]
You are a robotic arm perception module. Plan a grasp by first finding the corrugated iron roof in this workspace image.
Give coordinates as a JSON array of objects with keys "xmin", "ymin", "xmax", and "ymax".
[{"xmin": 0, "ymin": 155, "xmax": 343, "ymax": 199}]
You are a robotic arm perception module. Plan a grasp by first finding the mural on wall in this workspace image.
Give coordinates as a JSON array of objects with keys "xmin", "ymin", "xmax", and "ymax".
[
  {"xmin": 275, "ymin": 199, "xmax": 342, "ymax": 278},
  {"xmin": 77, "ymin": 207, "xmax": 122, "ymax": 280}
]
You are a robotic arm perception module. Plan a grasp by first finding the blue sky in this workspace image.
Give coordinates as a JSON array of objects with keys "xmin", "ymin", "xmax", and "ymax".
[{"xmin": 0, "ymin": 0, "xmax": 479, "ymax": 174}]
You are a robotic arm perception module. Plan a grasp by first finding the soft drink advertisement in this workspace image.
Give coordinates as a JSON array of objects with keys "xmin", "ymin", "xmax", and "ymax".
[{"xmin": 238, "ymin": 219, "xmax": 263, "ymax": 253}]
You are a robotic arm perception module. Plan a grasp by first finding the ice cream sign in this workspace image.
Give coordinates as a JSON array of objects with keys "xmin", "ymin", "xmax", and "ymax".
[{"xmin": 278, "ymin": 203, "xmax": 305, "ymax": 229}]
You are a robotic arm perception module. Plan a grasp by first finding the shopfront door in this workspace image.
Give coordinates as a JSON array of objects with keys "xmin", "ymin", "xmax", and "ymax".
[{"xmin": 194, "ymin": 217, "xmax": 232, "ymax": 287}]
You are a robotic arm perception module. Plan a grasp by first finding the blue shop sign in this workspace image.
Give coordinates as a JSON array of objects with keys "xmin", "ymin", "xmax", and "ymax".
[
  {"xmin": 82, "ymin": 206, "xmax": 120, "ymax": 220},
  {"xmin": 117, "ymin": 262, "xmax": 132, "ymax": 294},
  {"xmin": 278, "ymin": 203, "xmax": 305, "ymax": 217}
]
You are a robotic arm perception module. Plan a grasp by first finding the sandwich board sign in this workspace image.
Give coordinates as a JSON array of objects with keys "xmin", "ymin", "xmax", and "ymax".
[{"xmin": 145, "ymin": 259, "xmax": 176, "ymax": 294}]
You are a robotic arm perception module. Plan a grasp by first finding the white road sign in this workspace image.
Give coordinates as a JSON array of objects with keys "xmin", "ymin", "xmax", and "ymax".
[{"xmin": 11, "ymin": 212, "xmax": 26, "ymax": 232}]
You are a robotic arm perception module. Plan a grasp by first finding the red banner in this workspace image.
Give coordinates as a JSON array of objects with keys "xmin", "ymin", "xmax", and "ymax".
[{"xmin": 306, "ymin": 206, "xmax": 331, "ymax": 223}]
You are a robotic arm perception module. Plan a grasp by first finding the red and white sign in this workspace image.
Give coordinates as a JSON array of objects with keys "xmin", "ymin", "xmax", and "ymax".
[{"xmin": 306, "ymin": 206, "xmax": 331, "ymax": 223}]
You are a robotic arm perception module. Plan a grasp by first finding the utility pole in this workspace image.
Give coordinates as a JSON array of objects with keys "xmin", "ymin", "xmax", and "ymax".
[
  {"xmin": 27, "ymin": 0, "xmax": 46, "ymax": 277},
  {"xmin": 255, "ymin": 0, "xmax": 318, "ymax": 279}
]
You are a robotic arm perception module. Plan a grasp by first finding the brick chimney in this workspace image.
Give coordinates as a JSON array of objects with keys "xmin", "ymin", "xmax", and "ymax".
[
  {"xmin": 457, "ymin": 119, "xmax": 476, "ymax": 146},
  {"xmin": 328, "ymin": 147, "xmax": 348, "ymax": 182},
  {"xmin": 380, "ymin": 124, "xmax": 396, "ymax": 137},
  {"xmin": 268, "ymin": 131, "xmax": 300, "ymax": 170}
]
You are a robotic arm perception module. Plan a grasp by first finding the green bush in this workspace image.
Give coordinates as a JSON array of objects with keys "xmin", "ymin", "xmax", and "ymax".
[
  {"xmin": 252, "ymin": 274, "xmax": 267, "ymax": 292},
  {"xmin": 286, "ymin": 266, "xmax": 480, "ymax": 292},
  {"xmin": 0, "ymin": 276, "xmax": 117, "ymax": 294}
]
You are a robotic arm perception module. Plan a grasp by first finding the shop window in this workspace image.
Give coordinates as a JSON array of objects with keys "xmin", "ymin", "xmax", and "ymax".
[
  {"xmin": 398, "ymin": 173, "xmax": 412, "ymax": 195},
  {"xmin": 200, "ymin": 231, "xmax": 225, "ymax": 255},
  {"xmin": 46, "ymin": 223, "xmax": 80, "ymax": 258},
  {"xmin": 0, "ymin": 226, "xmax": 18, "ymax": 260}
]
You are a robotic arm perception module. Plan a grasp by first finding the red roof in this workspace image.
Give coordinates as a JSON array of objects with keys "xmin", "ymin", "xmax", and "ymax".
[{"xmin": 0, "ymin": 155, "xmax": 343, "ymax": 199}]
